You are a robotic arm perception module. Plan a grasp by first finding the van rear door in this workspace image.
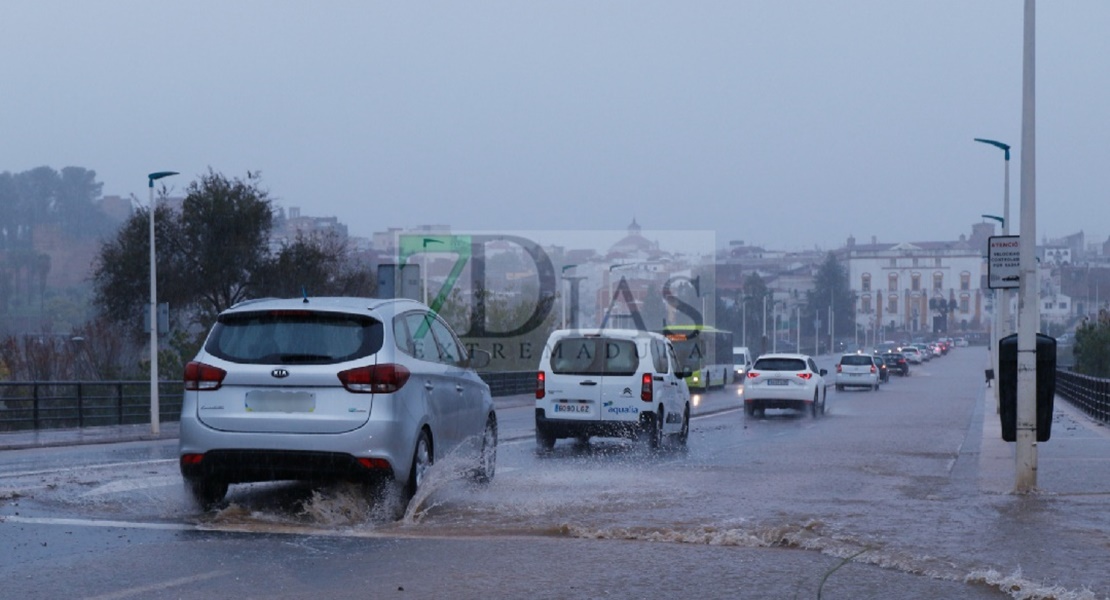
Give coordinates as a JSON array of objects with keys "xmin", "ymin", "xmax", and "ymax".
[
  {"xmin": 596, "ymin": 337, "xmax": 644, "ymax": 425},
  {"xmin": 544, "ymin": 336, "xmax": 607, "ymax": 422}
]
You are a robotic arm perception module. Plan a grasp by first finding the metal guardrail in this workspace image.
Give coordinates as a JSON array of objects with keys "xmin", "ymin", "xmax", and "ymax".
[
  {"xmin": 0, "ymin": 381, "xmax": 183, "ymax": 433},
  {"xmin": 1056, "ymin": 369, "xmax": 1110, "ymax": 424},
  {"xmin": 0, "ymin": 372, "xmax": 538, "ymax": 433}
]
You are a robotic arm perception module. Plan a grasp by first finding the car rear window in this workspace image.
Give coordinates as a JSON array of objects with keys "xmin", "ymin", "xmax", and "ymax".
[
  {"xmin": 549, "ymin": 337, "xmax": 641, "ymax": 376},
  {"xmin": 206, "ymin": 310, "xmax": 384, "ymax": 364},
  {"xmin": 840, "ymin": 355, "xmax": 873, "ymax": 366},
  {"xmin": 752, "ymin": 357, "xmax": 807, "ymax": 372}
]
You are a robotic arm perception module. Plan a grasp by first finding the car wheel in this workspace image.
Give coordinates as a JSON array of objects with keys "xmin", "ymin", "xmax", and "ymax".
[
  {"xmin": 810, "ymin": 391, "xmax": 819, "ymax": 418},
  {"xmin": 744, "ymin": 402, "xmax": 755, "ymax": 417},
  {"xmin": 404, "ymin": 429, "xmax": 433, "ymax": 500},
  {"xmin": 835, "ymin": 384, "xmax": 844, "ymax": 392},
  {"xmin": 820, "ymin": 389, "xmax": 828, "ymax": 414},
  {"xmin": 535, "ymin": 425, "xmax": 556, "ymax": 452},
  {"xmin": 639, "ymin": 411, "xmax": 662, "ymax": 450},
  {"xmin": 471, "ymin": 415, "xmax": 497, "ymax": 484},
  {"xmin": 675, "ymin": 405, "xmax": 690, "ymax": 447},
  {"xmin": 184, "ymin": 476, "xmax": 227, "ymax": 510}
]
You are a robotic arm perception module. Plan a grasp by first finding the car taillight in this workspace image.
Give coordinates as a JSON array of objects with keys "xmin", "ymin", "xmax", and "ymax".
[
  {"xmin": 536, "ymin": 371, "xmax": 546, "ymax": 399},
  {"xmin": 337, "ymin": 364, "xmax": 410, "ymax": 393},
  {"xmin": 796, "ymin": 372, "xmax": 813, "ymax": 380},
  {"xmin": 747, "ymin": 371, "xmax": 759, "ymax": 379},
  {"xmin": 836, "ymin": 364, "xmax": 842, "ymax": 373},
  {"xmin": 184, "ymin": 361, "xmax": 226, "ymax": 391},
  {"xmin": 870, "ymin": 365, "xmax": 877, "ymax": 374},
  {"xmin": 641, "ymin": 373, "xmax": 653, "ymax": 402}
]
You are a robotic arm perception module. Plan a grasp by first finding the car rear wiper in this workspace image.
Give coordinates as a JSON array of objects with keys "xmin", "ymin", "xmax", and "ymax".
[{"xmin": 276, "ymin": 353, "xmax": 333, "ymax": 363}]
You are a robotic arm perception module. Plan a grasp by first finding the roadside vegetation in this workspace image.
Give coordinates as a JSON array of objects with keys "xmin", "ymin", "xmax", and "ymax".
[{"xmin": 1073, "ymin": 309, "xmax": 1110, "ymax": 378}]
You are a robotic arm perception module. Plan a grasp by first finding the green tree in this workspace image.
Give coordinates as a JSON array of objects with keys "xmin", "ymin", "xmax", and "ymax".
[
  {"xmin": 91, "ymin": 170, "xmax": 276, "ymax": 337},
  {"xmin": 805, "ymin": 252, "xmax": 855, "ymax": 346},
  {"xmin": 253, "ymin": 231, "xmax": 375, "ymax": 299},
  {"xmin": 1074, "ymin": 310, "xmax": 1110, "ymax": 377},
  {"xmin": 740, "ymin": 272, "xmax": 770, "ymax": 351},
  {"xmin": 92, "ymin": 170, "xmax": 378, "ymax": 377}
]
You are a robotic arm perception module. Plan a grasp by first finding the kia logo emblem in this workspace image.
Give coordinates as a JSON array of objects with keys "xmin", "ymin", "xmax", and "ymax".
[{"xmin": 271, "ymin": 368, "xmax": 290, "ymax": 379}]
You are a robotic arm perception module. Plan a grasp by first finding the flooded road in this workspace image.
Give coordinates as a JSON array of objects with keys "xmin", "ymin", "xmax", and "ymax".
[{"xmin": 2, "ymin": 347, "xmax": 1108, "ymax": 599}]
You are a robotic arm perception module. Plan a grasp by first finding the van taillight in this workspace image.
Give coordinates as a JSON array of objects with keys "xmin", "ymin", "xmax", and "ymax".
[
  {"xmin": 641, "ymin": 373, "xmax": 653, "ymax": 402},
  {"xmin": 184, "ymin": 361, "xmax": 226, "ymax": 391},
  {"xmin": 337, "ymin": 364, "xmax": 410, "ymax": 393},
  {"xmin": 536, "ymin": 371, "xmax": 546, "ymax": 399}
]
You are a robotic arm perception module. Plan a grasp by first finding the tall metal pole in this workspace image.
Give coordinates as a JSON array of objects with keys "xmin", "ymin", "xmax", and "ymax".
[
  {"xmin": 149, "ymin": 181, "xmax": 158, "ymax": 435},
  {"xmin": 147, "ymin": 171, "xmax": 178, "ymax": 436},
  {"xmin": 1015, "ymin": 0, "xmax": 1038, "ymax": 492}
]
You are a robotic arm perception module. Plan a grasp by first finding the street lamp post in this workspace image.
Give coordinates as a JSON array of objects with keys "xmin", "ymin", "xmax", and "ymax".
[
  {"xmin": 147, "ymin": 171, "xmax": 178, "ymax": 435},
  {"xmin": 975, "ymin": 138, "xmax": 1013, "ymax": 413}
]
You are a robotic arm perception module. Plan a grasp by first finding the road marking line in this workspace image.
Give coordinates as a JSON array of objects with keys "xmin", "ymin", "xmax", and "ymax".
[
  {"xmin": 4, "ymin": 515, "xmax": 193, "ymax": 531},
  {"xmin": 80, "ymin": 475, "xmax": 181, "ymax": 497},
  {"xmin": 0, "ymin": 458, "xmax": 175, "ymax": 480},
  {"xmin": 83, "ymin": 571, "xmax": 230, "ymax": 600}
]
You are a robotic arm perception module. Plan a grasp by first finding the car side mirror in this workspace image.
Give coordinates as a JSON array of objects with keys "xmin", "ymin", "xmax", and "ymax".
[
  {"xmin": 675, "ymin": 369, "xmax": 692, "ymax": 379},
  {"xmin": 819, "ymin": 369, "xmax": 828, "ymax": 376},
  {"xmin": 467, "ymin": 348, "xmax": 492, "ymax": 370}
]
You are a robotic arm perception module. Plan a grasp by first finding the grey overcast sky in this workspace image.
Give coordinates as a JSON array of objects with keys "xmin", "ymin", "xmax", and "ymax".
[{"xmin": 3, "ymin": 1, "xmax": 1107, "ymax": 252}]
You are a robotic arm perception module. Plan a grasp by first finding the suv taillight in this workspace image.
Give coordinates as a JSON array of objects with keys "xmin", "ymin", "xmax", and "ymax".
[
  {"xmin": 536, "ymin": 371, "xmax": 546, "ymax": 399},
  {"xmin": 337, "ymin": 364, "xmax": 410, "ymax": 393},
  {"xmin": 796, "ymin": 372, "xmax": 813, "ymax": 380},
  {"xmin": 836, "ymin": 364, "xmax": 842, "ymax": 373},
  {"xmin": 184, "ymin": 361, "xmax": 226, "ymax": 391},
  {"xmin": 870, "ymin": 365, "xmax": 877, "ymax": 374},
  {"xmin": 641, "ymin": 373, "xmax": 653, "ymax": 402}
]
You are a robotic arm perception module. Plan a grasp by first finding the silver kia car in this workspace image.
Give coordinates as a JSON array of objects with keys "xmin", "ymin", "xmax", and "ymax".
[{"xmin": 179, "ymin": 297, "xmax": 496, "ymax": 511}]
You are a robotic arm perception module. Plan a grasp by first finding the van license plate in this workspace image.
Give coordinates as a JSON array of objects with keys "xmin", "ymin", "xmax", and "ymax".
[{"xmin": 553, "ymin": 403, "xmax": 591, "ymax": 414}]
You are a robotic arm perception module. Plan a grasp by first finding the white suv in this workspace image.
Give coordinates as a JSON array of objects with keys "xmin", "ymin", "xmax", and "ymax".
[
  {"xmin": 535, "ymin": 329, "xmax": 691, "ymax": 450},
  {"xmin": 743, "ymin": 353, "xmax": 828, "ymax": 417},
  {"xmin": 835, "ymin": 353, "xmax": 880, "ymax": 391}
]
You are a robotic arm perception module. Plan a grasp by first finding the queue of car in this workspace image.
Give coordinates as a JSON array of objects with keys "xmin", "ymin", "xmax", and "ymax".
[{"xmin": 178, "ymin": 294, "xmax": 959, "ymax": 517}]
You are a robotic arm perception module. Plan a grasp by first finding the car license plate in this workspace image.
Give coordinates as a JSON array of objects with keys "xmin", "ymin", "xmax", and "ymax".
[
  {"xmin": 553, "ymin": 403, "xmax": 591, "ymax": 414},
  {"xmin": 245, "ymin": 391, "xmax": 316, "ymax": 413},
  {"xmin": 767, "ymin": 379, "xmax": 788, "ymax": 386}
]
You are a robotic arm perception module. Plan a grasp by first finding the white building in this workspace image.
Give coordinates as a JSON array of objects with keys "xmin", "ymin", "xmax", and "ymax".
[{"xmin": 843, "ymin": 231, "xmax": 988, "ymax": 341}]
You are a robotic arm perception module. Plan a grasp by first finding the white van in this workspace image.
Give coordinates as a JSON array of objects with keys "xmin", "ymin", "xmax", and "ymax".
[
  {"xmin": 535, "ymin": 328, "xmax": 691, "ymax": 451},
  {"xmin": 732, "ymin": 346, "xmax": 753, "ymax": 381}
]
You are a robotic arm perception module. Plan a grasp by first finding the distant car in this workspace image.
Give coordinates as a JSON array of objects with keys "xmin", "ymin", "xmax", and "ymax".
[
  {"xmin": 902, "ymin": 347, "xmax": 925, "ymax": 364},
  {"xmin": 871, "ymin": 354, "xmax": 890, "ymax": 383},
  {"xmin": 954, "ymin": 337, "xmax": 968, "ymax": 348},
  {"xmin": 835, "ymin": 353, "xmax": 880, "ymax": 391},
  {"xmin": 743, "ymin": 353, "xmax": 828, "ymax": 417},
  {"xmin": 873, "ymin": 341, "xmax": 900, "ymax": 355},
  {"xmin": 882, "ymin": 352, "xmax": 910, "ymax": 376},
  {"xmin": 535, "ymin": 328, "xmax": 691, "ymax": 450},
  {"xmin": 178, "ymin": 297, "xmax": 498, "ymax": 512}
]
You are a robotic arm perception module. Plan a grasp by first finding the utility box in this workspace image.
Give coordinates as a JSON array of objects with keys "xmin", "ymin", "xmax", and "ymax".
[{"xmin": 998, "ymin": 333, "xmax": 1056, "ymax": 442}]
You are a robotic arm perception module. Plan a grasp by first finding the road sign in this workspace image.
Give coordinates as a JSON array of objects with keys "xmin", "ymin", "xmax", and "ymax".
[{"xmin": 988, "ymin": 235, "xmax": 1020, "ymax": 289}]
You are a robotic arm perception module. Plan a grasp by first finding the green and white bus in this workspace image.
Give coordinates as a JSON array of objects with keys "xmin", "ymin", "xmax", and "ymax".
[{"xmin": 662, "ymin": 325, "xmax": 734, "ymax": 390}]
